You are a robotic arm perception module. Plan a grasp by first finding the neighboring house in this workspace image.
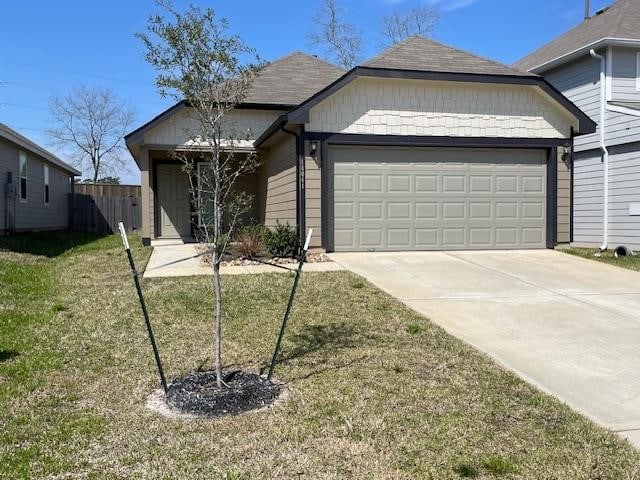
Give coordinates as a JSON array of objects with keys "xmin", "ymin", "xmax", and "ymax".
[
  {"xmin": 0, "ymin": 123, "xmax": 80, "ymax": 234},
  {"xmin": 514, "ymin": 0, "xmax": 640, "ymax": 251},
  {"xmin": 126, "ymin": 36, "xmax": 595, "ymax": 252}
]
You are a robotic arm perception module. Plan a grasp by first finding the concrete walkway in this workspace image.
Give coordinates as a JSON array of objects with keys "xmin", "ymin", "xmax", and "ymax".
[
  {"xmin": 329, "ymin": 249, "xmax": 640, "ymax": 447},
  {"xmin": 143, "ymin": 242, "xmax": 344, "ymax": 278}
]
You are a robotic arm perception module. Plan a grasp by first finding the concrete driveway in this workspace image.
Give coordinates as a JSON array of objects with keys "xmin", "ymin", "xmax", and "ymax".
[{"xmin": 329, "ymin": 249, "xmax": 640, "ymax": 446}]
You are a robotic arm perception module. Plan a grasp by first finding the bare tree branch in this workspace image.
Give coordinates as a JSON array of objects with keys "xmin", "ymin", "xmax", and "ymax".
[
  {"xmin": 47, "ymin": 86, "xmax": 134, "ymax": 182},
  {"xmin": 380, "ymin": 6, "xmax": 439, "ymax": 47},
  {"xmin": 309, "ymin": 0, "xmax": 363, "ymax": 69}
]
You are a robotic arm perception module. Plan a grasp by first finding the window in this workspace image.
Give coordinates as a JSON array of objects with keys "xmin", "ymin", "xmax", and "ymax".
[
  {"xmin": 43, "ymin": 164, "xmax": 50, "ymax": 205},
  {"xmin": 18, "ymin": 151, "xmax": 27, "ymax": 202},
  {"xmin": 637, "ymin": 52, "xmax": 640, "ymax": 91}
]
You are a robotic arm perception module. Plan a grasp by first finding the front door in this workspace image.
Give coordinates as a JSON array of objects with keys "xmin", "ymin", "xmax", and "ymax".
[{"xmin": 157, "ymin": 163, "xmax": 191, "ymax": 238}]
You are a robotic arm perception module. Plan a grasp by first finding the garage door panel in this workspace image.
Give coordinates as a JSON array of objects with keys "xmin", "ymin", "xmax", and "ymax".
[
  {"xmin": 332, "ymin": 146, "xmax": 547, "ymax": 251},
  {"xmin": 416, "ymin": 175, "xmax": 438, "ymax": 192}
]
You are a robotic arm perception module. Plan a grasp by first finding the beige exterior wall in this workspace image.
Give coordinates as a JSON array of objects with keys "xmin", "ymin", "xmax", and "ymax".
[
  {"xmin": 259, "ymin": 135, "xmax": 297, "ymax": 229},
  {"xmin": 307, "ymin": 77, "xmax": 576, "ymax": 139},
  {"xmin": 139, "ymin": 149, "xmax": 152, "ymax": 240},
  {"xmin": 557, "ymin": 150, "xmax": 571, "ymax": 244},
  {"xmin": 144, "ymin": 108, "xmax": 285, "ymax": 147},
  {"xmin": 305, "ymin": 151, "xmax": 322, "ymax": 247}
]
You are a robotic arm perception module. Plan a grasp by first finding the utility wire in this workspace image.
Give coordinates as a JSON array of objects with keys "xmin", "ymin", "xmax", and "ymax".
[{"xmin": 2, "ymin": 59, "xmax": 155, "ymax": 87}]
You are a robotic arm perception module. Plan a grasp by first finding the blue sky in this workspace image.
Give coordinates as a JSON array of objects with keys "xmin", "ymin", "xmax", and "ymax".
[{"xmin": 0, "ymin": 0, "xmax": 611, "ymax": 184}]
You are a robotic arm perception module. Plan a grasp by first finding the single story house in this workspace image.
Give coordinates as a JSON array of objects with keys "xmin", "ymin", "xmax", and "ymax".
[
  {"xmin": 1, "ymin": 123, "xmax": 80, "ymax": 234},
  {"xmin": 126, "ymin": 36, "xmax": 595, "ymax": 252}
]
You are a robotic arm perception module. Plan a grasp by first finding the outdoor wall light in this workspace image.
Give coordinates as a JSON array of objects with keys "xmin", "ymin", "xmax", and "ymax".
[
  {"xmin": 562, "ymin": 142, "xmax": 572, "ymax": 164},
  {"xmin": 309, "ymin": 141, "xmax": 318, "ymax": 157}
]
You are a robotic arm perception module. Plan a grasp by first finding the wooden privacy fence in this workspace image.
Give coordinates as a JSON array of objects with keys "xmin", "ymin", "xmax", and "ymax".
[
  {"xmin": 74, "ymin": 183, "xmax": 141, "ymax": 197},
  {"xmin": 69, "ymin": 193, "xmax": 141, "ymax": 234}
]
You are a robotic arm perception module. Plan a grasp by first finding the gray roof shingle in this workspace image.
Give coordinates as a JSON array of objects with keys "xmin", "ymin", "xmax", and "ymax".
[
  {"xmin": 514, "ymin": 0, "xmax": 640, "ymax": 72},
  {"xmin": 362, "ymin": 35, "xmax": 534, "ymax": 77},
  {"xmin": 244, "ymin": 52, "xmax": 345, "ymax": 106}
]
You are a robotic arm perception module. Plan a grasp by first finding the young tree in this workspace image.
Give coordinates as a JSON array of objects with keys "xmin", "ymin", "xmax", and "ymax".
[
  {"xmin": 137, "ymin": 1, "xmax": 262, "ymax": 387},
  {"xmin": 381, "ymin": 6, "xmax": 439, "ymax": 47},
  {"xmin": 47, "ymin": 86, "xmax": 134, "ymax": 182},
  {"xmin": 310, "ymin": 0, "xmax": 363, "ymax": 69}
]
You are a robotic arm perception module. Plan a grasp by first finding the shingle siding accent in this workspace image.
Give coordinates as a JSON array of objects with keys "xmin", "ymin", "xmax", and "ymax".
[
  {"xmin": 144, "ymin": 109, "xmax": 285, "ymax": 147},
  {"xmin": 306, "ymin": 78, "xmax": 574, "ymax": 138},
  {"xmin": 0, "ymin": 136, "xmax": 72, "ymax": 232}
]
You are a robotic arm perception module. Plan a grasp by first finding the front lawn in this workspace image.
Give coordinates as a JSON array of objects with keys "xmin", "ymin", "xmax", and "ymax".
[
  {"xmin": 563, "ymin": 247, "xmax": 640, "ymax": 272},
  {"xmin": 1, "ymin": 233, "xmax": 639, "ymax": 478}
]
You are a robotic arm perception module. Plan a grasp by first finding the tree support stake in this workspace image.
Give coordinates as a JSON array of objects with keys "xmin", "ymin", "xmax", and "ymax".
[
  {"xmin": 119, "ymin": 222, "xmax": 168, "ymax": 393},
  {"xmin": 267, "ymin": 229, "xmax": 313, "ymax": 380}
]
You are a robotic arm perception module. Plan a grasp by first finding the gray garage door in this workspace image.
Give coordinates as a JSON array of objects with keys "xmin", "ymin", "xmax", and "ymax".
[{"xmin": 331, "ymin": 146, "xmax": 547, "ymax": 251}]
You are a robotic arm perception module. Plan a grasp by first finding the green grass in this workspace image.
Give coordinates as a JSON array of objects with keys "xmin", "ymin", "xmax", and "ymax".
[
  {"xmin": 2, "ymin": 233, "xmax": 640, "ymax": 478},
  {"xmin": 563, "ymin": 247, "xmax": 640, "ymax": 272}
]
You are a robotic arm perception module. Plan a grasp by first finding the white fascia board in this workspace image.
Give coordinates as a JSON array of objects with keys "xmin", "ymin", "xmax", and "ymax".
[{"xmin": 529, "ymin": 38, "xmax": 640, "ymax": 74}]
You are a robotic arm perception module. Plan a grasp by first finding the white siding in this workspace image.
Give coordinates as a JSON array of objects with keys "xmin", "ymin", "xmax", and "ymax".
[
  {"xmin": 611, "ymin": 48, "xmax": 640, "ymax": 102},
  {"xmin": 572, "ymin": 150, "xmax": 604, "ymax": 247},
  {"xmin": 544, "ymin": 56, "xmax": 601, "ymax": 152},
  {"xmin": 605, "ymin": 109, "xmax": 640, "ymax": 147},
  {"xmin": 306, "ymin": 77, "xmax": 576, "ymax": 138},
  {"xmin": 607, "ymin": 142, "xmax": 640, "ymax": 250}
]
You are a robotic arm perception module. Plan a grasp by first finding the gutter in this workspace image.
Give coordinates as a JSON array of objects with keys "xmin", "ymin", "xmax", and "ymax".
[
  {"xmin": 590, "ymin": 49, "xmax": 609, "ymax": 251},
  {"xmin": 529, "ymin": 38, "xmax": 640, "ymax": 74}
]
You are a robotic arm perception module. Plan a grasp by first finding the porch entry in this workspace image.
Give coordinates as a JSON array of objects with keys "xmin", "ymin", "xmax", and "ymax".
[{"xmin": 156, "ymin": 163, "xmax": 191, "ymax": 238}]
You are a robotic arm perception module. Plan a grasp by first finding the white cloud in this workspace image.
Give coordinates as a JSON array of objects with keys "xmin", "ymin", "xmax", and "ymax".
[{"xmin": 425, "ymin": 0, "xmax": 477, "ymax": 12}]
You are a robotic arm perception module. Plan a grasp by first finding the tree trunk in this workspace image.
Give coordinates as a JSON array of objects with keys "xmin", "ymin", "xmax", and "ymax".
[
  {"xmin": 213, "ymin": 255, "xmax": 223, "ymax": 388},
  {"xmin": 92, "ymin": 157, "xmax": 99, "ymax": 182}
]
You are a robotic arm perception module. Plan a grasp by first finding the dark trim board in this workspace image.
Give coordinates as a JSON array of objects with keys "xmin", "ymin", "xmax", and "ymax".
[
  {"xmin": 304, "ymin": 132, "xmax": 569, "ymax": 149},
  {"xmin": 546, "ymin": 147, "xmax": 558, "ymax": 249}
]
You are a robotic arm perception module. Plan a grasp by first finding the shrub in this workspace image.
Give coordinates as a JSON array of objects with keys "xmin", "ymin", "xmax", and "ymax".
[
  {"xmin": 265, "ymin": 222, "xmax": 298, "ymax": 258},
  {"xmin": 236, "ymin": 230, "xmax": 264, "ymax": 258},
  {"xmin": 238, "ymin": 224, "xmax": 269, "ymax": 242}
]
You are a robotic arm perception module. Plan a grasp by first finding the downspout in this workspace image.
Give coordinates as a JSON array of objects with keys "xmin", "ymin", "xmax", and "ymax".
[
  {"xmin": 279, "ymin": 125, "xmax": 306, "ymax": 249},
  {"xmin": 590, "ymin": 49, "xmax": 609, "ymax": 251}
]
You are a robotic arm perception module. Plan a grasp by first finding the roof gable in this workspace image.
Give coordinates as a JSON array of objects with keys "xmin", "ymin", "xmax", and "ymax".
[
  {"xmin": 514, "ymin": 0, "xmax": 640, "ymax": 72},
  {"xmin": 126, "ymin": 52, "xmax": 344, "ymax": 145},
  {"xmin": 364, "ymin": 36, "xmax": 534, "ymax": 77}
]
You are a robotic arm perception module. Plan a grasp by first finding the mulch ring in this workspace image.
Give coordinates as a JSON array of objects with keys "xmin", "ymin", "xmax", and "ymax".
[{"xmin": 163, "ymin": 370, "xmax": 283, "ymax": 418}]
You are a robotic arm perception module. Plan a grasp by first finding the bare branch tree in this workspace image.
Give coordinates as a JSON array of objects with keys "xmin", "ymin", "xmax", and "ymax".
[
  {"xmin": 137, "ymin": 0, "xmax": 262, "ymax": 387},
  {"xmin": 381, "ymin": 6, "xmax": 439, "ymax": 47},
  {"xmin": 310, "ymin": 0, "xmax": 363, "ymax": 69},
  {"xmin": 47, "ymin": 86, "xmax": 134, "ymax": 181}
]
